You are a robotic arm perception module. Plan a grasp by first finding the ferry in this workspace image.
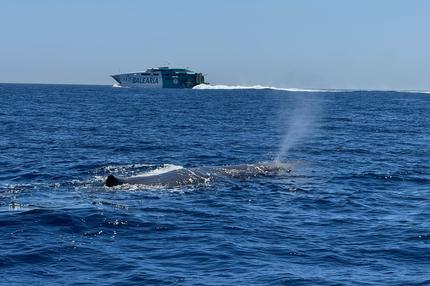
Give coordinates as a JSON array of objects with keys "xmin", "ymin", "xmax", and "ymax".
[{"xmin": 111, "ymin": 67, "xmax": 206, "ymax": 88}]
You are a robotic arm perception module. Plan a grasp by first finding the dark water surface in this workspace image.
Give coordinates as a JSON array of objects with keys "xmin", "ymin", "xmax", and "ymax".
[{"xmin": 0, "ymin": 84, "xmax": 429, "ymax": 285}]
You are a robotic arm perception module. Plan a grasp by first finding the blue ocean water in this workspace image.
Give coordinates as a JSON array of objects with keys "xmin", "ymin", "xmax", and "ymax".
[{"xmin": 0, "ymin": 83, "xmax": 429, "ymax": 285}]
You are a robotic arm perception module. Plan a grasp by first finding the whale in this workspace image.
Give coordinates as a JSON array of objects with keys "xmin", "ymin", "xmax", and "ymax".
[{"xmin": 105, "ymin": 162, "xmax": 289, "ymax": 187}]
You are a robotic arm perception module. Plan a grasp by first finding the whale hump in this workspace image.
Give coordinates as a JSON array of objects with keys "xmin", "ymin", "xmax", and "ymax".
[
  {"xmin": 104, "ymin": 162, "xmax": 290, "ymax": 188},
  {"xmin": 105, "ymin": 175, "xmax": 122, "ymax": 187}
]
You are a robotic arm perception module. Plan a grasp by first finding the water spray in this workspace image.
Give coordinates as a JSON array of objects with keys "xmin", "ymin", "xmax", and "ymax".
[{"xmin": 275, "ymin": 94, "xmax": 320, "ymax": 163}]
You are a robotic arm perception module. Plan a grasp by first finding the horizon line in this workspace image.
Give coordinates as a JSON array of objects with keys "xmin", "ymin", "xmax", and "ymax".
[{"xmin": 0, "ymin": 81, "xmax": 429, "ymax": 94}]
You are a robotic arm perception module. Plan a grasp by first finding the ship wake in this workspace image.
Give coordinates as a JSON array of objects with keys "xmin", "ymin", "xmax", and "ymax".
[
  {"xmin": 193, "ymin": 84, "xmax": 430, "ymax": 94},
  {"xmin": 193, "ymin": 84, "xmax": 330, "ymax": 92}
]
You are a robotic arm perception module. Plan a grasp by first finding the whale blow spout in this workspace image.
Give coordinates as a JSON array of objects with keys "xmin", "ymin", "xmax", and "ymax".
[{"xmin": 106, "ymin": 175, "xmax": 123, "ymax": 187}]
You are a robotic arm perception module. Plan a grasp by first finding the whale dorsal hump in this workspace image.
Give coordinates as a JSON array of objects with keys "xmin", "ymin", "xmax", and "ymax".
[{"xmin": 105, "ymin": 175, "xmax": 122, "ymax": 187}]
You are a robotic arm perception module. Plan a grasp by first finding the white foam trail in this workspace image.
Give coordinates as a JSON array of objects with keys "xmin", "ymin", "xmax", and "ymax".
[
  {"xmin": 134, "ymin": 164, "xmax": 183, "ymax": 177},
  {"xmin": 194, "ymin": 84, "xmax": 430, "ymax": 94},
  {"xmin": 193, "ymin": 84, "xmax": 329, "ymax": 92},
  {"xmin": 112, "ymin": 84, "xmax": 131, "ymax": 88},
  {"xmin": 402, "ymin": 90, "xmax": 430, "ymax": 94}
]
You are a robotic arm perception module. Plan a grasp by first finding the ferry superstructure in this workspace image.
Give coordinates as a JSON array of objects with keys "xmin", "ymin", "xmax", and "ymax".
[{"xmin": 111, "ymin": 67, "xmax": 206, "ymax": 88}]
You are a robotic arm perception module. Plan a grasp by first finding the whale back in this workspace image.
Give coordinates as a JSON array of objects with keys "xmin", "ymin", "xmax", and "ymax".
[
  {"xmin": 123, "ymin": 168, "xmax": 210, "ymax": 187},
  {"xmin": 211, "ymin": 162, "xmax": 286, "ymax": 178},
  {"xmin": 105, "ymin": 162, "xmax": 289, "ymax": 187}
]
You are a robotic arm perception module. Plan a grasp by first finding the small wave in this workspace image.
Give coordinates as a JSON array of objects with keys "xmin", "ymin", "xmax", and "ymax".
[{"xmin": 193, "ymin": 84, "xmax": 332, "ymax": 92}]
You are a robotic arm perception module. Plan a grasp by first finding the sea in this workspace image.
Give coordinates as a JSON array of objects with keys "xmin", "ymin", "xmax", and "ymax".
[{"xmin": 0, "ymin": 83, "xmax": 429, "ymax": 285}]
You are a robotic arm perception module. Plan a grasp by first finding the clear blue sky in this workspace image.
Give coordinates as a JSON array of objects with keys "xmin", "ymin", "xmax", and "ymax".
[{"xmin": 1, "ymin": 0, "xmax": 429, "ymax": 90}]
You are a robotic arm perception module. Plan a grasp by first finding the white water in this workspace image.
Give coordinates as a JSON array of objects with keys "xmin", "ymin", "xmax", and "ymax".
[
  {"xmin": 134, "ymin": 164, "xmax": 183, "ymax": 177},
  {"xmin": 101, "ymin": 163, "xmax": 153, "ymax": 172},
  {"xmin": 403, "ymin": 90, "xmax": 430, "ymax": 94},
  {"xmin": 193, "ymin": 84, "xmax": 430, "ymax": 94},
  {"xmin": 193, "ymin": 84, "xmax": 329, "ymax": 92}
]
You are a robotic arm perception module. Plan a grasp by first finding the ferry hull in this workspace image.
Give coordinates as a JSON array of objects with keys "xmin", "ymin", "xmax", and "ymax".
[{"xmin": 111, "ymin": 67, "xmax": 206, "ymax": 89}]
